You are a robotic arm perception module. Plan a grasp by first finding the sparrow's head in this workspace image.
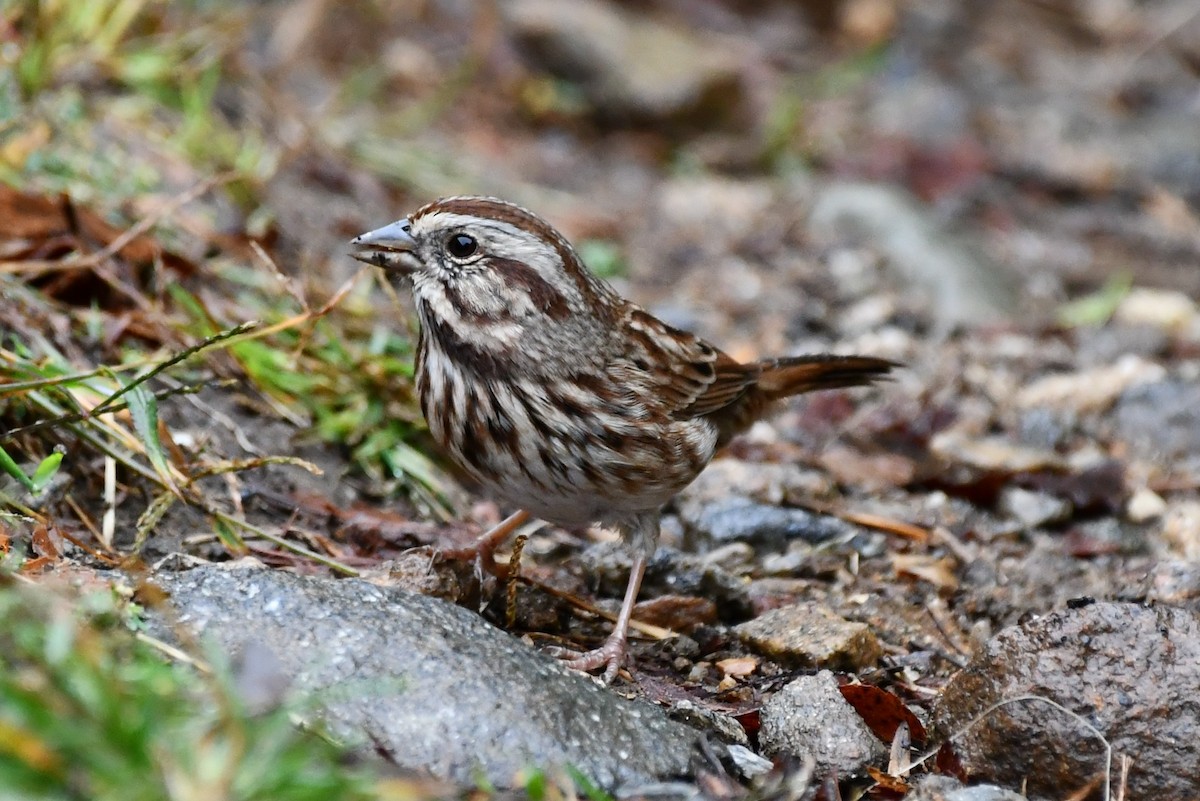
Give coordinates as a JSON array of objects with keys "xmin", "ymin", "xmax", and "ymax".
[{"xmin": 351, "ymin": 196, "xmax": 615, "ymax": 326}]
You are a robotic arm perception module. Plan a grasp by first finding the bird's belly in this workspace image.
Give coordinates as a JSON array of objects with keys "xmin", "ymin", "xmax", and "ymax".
[
  {"xmin": 419, "ymin": 367, "xmax": 718, "ymax": 525},
  {"xmin": 463, "ymin": 421, "xmax": 716, "ymax": 525}
]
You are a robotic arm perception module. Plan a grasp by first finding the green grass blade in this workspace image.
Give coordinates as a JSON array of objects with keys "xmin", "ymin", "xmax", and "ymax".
[
  {"xmin": 0, "ymin": 443, "xmax": 37, "ymax": 493},
  {"xmin": 29, "ymin": 451, "xmax": 64, "ymax": 494},
  {"xmin": 126, "ymin": 381, "xmax": 177, "ymax": 493}
]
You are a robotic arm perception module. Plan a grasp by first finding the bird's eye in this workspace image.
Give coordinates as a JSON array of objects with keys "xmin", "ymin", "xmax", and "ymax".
[{"xmin": 446, "ymin": 233, "xmax": 478, "ymax": 259}]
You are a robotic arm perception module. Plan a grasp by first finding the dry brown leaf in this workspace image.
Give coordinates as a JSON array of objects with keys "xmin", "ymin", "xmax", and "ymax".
[
  {"xmin": 715, "ymin": 656, "xmax": 758, "ymax": 678},
  {"xmin": 890, "ymin": 553, "xmax": 959, "ymax": 591},
  {"xmin": 632, "ymin": 594, "xmax": 717, "ymax": 633},
  {"xmin": 840, "ymin": 683, "xmax": 927, "ymax": 747},
  {"xmin": 866, "ymin": 765, "xmax": 909, "ymax": 793}
]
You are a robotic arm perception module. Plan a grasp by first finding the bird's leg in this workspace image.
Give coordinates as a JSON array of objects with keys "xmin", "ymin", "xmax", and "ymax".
[
  {"xmin": 557, "ymin": 550, "xmax": 648, "ymax": 683},
  {"xmin": 551, "ymin": 513, "xmax": 657, "ymax": 683},
  {"xmin": 444, "ymin": 509, "xmax": 530, "ymax": 580}
]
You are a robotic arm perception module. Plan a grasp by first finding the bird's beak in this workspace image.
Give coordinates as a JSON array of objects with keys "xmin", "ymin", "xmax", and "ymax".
[{"xmin": 350, "ymin": 219, "xmax": 418, "ymax": 274}]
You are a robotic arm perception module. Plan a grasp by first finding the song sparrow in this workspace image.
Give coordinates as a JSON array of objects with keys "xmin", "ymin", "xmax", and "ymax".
[{"xmin": 352, "ymin": 196, "xmax": 895, "ymax": 683}]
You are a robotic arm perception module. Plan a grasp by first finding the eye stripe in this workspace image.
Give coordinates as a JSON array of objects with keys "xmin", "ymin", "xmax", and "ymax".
[
  {"xmin": 413, "ymin": 198, "xmax": 619, "ymax": 320},
  {"xmin": 488, "ymin": 258, "xmax": 571, "ymax": 320}
]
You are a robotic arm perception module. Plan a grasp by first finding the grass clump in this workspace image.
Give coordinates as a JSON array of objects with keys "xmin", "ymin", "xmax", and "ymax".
[
  {"xmin": 2, "ymin": 0, "xmax": 274, "ymax": 195},
  {"xmin": 169, "ymin": 267, "xmax": 452, "ymax": 515},
  {"xmin": 0, "ymin": 576, "xmax": 382, "ymax": 801}
]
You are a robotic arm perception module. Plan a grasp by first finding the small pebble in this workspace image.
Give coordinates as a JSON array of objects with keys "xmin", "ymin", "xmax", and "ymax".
[
  {"xmin": 998, "ymin": 487, "xmax": 1072, "ymax": 529},
  {"xmin": 1016, "ymin": 354, "xmax": 1165, "ymax": 413},
  {"xmin": 1125, "ymin": 487, "xmax": 1166, "ymax": 523},
  {"xmin": 735, "ymin": 602, "xmax": 881, "ymax": 670},
  {"xmin": 1162, "ymin": 501, "xmax": 1200, "ymax": 560},
  {"xmin": 758, "ymin": 670, "xmax": 887, "ymax": 776},
  {"xmin": 1114, "ymin": 287, "xmax": 1197, "ymax": 332}
]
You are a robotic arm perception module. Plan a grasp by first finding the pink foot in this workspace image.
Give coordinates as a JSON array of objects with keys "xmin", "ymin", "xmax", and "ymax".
[
  {"xmin": 441, "ymin": 541, "xmax": 509, "ymax": 581},
  {"xmin": 547, "ymin": 633, "xmax": 628, "ymax": 685},
  {"xmin": 442, "ymin": 509, "xmax": 531, "ymax": 581},
  {"xmin": 548, "ymin": 551, "xmax": 647, "ymax": 685}
]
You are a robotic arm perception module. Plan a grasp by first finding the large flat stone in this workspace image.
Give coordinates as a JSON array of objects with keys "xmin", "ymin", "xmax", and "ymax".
[{"xmin": 152, "ymin": 564, "xmax": 700, "ymax": 790}]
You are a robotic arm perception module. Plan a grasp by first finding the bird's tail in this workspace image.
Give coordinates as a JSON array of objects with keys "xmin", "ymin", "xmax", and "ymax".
[{"xmin": 755, "ymin": 354, "xmax": 897, "ymax": 402}]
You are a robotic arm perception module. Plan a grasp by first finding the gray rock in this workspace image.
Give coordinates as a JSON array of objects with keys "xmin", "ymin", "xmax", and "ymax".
[
  {"xmin": 503, "ymin": 0, "xmax": 742, "ymax": 123},
  {"xmin": 932, "ymin": 602, "xmax": 1200, "ymax": 800},
  {"xmin": 152, "ymin": 564, "xmax": 700, "ymax": 790},
  {"xmin": 906, "ymin": 775, "xmax": 1028, "ymax": 801},
  {"xmin": 683, "ymin": 497, "xmax": 852, "ymax": 550},
  {"xmin": 758, "ymin": 671, "xmax": 886, "ymax": 777},
  {"xmin": 651, "ymin": 549, "xmax": 753, "ymax": 619},
  {"xmin": 667, "ymin": 699, "xmax": 747, "ymax": 746},
  {"xmin": 997, "ymin": 487, "xmax": 1072, "ymax": 529},
  {"xmin": 735, "ymin": 603, "xmax": 881, "ymax": 670},
  {"xmin": 1142, "ymin": 559, "xmax": 1200, "ymax": 607},
  {"xmin": 577, "ymin": 542, "xmax": 752, "ymax": 621},
  {"xmin": 677, "ymin": 459, "xmax": 834, "ymax": 512},
  {"xmin": 1074, "ymin": 323, "xmax": 1170, "ymax": 369},
  {"xmin": 725, "ymin": 744, "xmax": 773, "ymax": 779},
  {"xmin": 809, "ymin": 182, "xmax": 1021, "ymax": 331},
  {"xmin": 1015, "ymin": 408, "xmax": 1074, "ymax": 451},
  {"xmin": 1115, "ymin": 380, "xmax": 1200, "ymax": 462}
]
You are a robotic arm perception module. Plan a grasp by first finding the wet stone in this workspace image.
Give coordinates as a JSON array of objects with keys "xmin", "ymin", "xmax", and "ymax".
[
  {"xmin": 758, "ymin": 670, "xmax": 886, "ymax": 777},
  {"xmin": 151, "ymin": 564, "xmax": 701, "ymax": 790},
  {"xmin": 931, "ymin": 602, "xmax": 1200, "ymax": 800},
  {"xmin": 683, "ymin": 497, "xmax": 854, "ymax": 550},
  {"xmin": 734, "ymin": 602, "xmax": 882, "ymax": 670}
]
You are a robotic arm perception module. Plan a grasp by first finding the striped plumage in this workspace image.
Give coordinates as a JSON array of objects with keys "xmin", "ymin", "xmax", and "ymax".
[{"xmin": 352, "ymin": 196, "xmax": 895, "ymax": 682}]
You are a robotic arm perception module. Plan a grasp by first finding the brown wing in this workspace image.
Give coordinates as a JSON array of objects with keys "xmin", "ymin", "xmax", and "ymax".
[
  {"xmin": 614, "ymin": 306, "xmax": 898, "ymax": 434},
  {"xmin": 617, "ymin": 306, "xmax": 760, "ymax": 420}
]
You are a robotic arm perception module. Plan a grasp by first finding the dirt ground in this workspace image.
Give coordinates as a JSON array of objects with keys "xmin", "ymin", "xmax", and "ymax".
[{"xmin": 4, "ymin": 0, "xmax": 1200, "ymax": 798}]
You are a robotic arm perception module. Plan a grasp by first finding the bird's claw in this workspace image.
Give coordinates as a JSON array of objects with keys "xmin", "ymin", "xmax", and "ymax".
[{"xmin": 546, "ymin": 636, "xmax": 628, "ymax": 685}]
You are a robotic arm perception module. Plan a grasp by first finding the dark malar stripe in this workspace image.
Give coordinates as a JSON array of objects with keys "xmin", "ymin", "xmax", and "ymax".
[
  {"xmin": 415, "ymin": 335, "xmax": 431, "ymax": 416},
  {"xmin": 419, "ymin": 300, "xmax": 511, "ymax": 380}
]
